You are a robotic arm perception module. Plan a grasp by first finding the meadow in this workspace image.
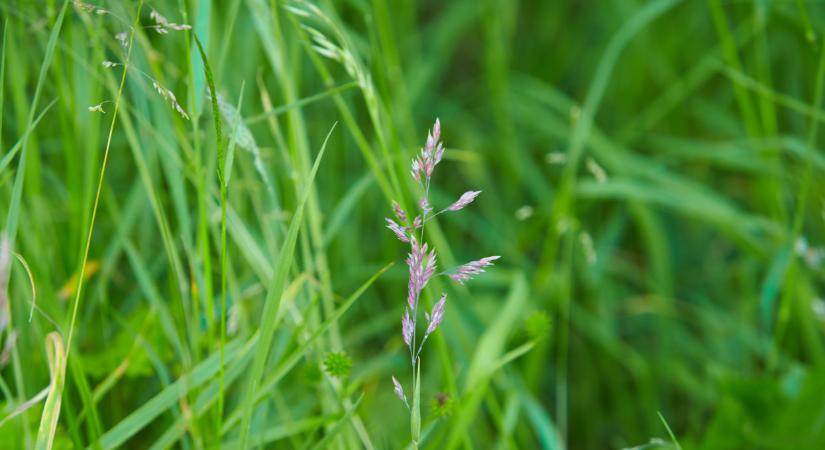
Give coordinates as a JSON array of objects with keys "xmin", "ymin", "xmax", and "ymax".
[{"xmin": 1, "ymin": 0, "xmax": 825, "ymax": 448}]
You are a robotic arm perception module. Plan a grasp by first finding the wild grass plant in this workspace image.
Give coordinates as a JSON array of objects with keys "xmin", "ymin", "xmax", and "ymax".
[
  {"xmin": 385, "ymin": 118, "xmax": 499, "ymax": 449},
  {"xmin": 1, "ymin": 0, "xmax": 825, "ymax": 449}
]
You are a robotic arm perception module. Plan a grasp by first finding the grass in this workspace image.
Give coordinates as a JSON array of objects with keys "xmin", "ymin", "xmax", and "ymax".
[{"xmin": 1, "ymin": 0, "xmax": 825, "ymax": 449}]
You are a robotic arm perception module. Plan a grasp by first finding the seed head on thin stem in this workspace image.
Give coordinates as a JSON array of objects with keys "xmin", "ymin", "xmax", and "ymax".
[
  {"xmin": 425, "ymin": 294, "xmax": 446, "ymax": 335},
  {"xmin": 392, "ymin": 376, "xmax": 409, "ymax": 408},
  {"xmin": 448, "ymin": 256, "xmax": 500, "ymax": 284},
  {"xmin": 447, "ymin": 190, "xmax": 482, "ymax": 212},
  {"xmin": 402, "ymin": 309, "xmax": 414, "ymax": 348},
  {"xmin": 384, "ymin": 119, "xmax": 500, "ymax": 444}
]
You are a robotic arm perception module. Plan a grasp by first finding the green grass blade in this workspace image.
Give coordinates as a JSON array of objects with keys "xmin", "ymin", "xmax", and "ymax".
[
  {"xmin": 222, "ymin": 262, "xmax": 392, "ymax": 433},
  {"xmin": 3, "ymin": 3, "xmax": 70, "ymax": 447},
  {"xmin": 443, "ymin": 274, "xmax": 528, "ymax": 449},
  {"xmin": 92, "ymin": 339, "xmax": 246, "ymax": 450},
  {"xmin": 657, "ymin": 411, "xmax": 683, "ymax": 450},
  {"xmin": 0, "ymin": 98, "xmax": 57, "ymax": 175},
  {"xmin": 236, "ymin": 122, "xmax": 337, "ymax": 448},
  {"xmin": 33, "ymin": 333, "xmax": 66, "ymax": 450},
  {"xmin": 305, "ymin": 394, "xmax": 364, "ymax": 450}
]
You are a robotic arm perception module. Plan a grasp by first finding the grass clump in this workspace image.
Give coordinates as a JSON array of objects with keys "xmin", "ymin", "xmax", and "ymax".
[{"xmin": 1, "ymin": 1, "xmax": 825, "ymax": 449}]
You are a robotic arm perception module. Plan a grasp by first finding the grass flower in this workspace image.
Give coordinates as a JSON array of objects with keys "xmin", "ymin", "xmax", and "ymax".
[
  {"xmin": 392, "ymin": 376, "xmax": 408, "ymax": 408},
  {"xmin": 448, "ymin": 256, "xmax": 501, "ymax": 284},
  {"xmin": 87, "ymin": 103, "xmax": 106, "ymax": 114},
  {"xmin": 151, "ymin": 81, "xmax": 189, "ymax": 120},
  {"xmin": 402, "ymin": 309, "xmax": 414, "ymax": 347},
  {"xmin": 386, "ymin": 119, "xmax": 499, "ymax": 448},
  {"xmin": 386, "ymin": 218, "xmax": 409, "ymax": 243},
  {"xmin": 424, "ymin": 294, "xmax": 446, "ymax": 336},
  {"xmin": 149, "ymin": 9, "xmax": 192, "ymax": 33},
  {"xmin": 447, "ymin": 190, "xmax": 482, "ymax": 212},
  {"xmin": 115, "ymin": 31, "xmax": 128, "ymax": 48}
]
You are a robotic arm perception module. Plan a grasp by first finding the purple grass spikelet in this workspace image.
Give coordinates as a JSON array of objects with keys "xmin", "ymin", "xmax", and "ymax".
[
  {"xmin": 386, "ymin": 218, "xmax": 410, "ymax": 243},
  {"xmin": 406, "ymin": 237, "xmax": 428, "ymax": 308},
  {"xmin": 392, "ymin": 201, "xmax": 408, "ymax": 224},
  {"xmin": 447, "ymin": 190, "xmax": 482, "ymax": 212},
  {"xmin": 419, "ymin": 197, "xmax": 433, "ymax": 215},
  {"xmin": 423, "ymin": 151, "xmax": 435, "ymax": 178},
  {"xmin": 392, "ymin": 376, "xmax": 408, "ymax": 407},
  {"xmin": 426, "ymin": 294, "xmax": 447, "ymax": 335},
  {"xmin": 411, "ymin": 158, "xmax": 423, "ymax": 184},
  {"xmin": 434, "ymin": 142, "xmax": 445, "ymax": 167},
  {"xmin": 422, "ymin": 250, "xmax": 436, "ymax": 288},
  {"xmin": 448, "ymin": 256, "xmax": 501, "ymax": 284},
  {"xmin": 402, "ymin": 309, "xmax": 414, "ymax": 348}
]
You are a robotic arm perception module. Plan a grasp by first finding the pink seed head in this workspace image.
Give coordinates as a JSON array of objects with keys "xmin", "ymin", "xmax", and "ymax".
[
  {"xmin": 426, "ymin": 294, "xmax": 447, "ymax": 335},
  {"xmin": 432, "ymin": 118, "xmax": 441, "ymax": 143},
  {"xmin": 406, "ymin": 238, "xmax": 434, "ymax": 309},
  {"xmin": 386, "ymin": 218, "xmax": 410, "ymax": 243},
  {"xmin": 392, "ymin": 376, "xmax": 406, "ymax": 403},
  {"xmin": 421, "ymin": 249, "xmax": 437, "ymax": 289},
  {"xmin": 411, "ymin": 158, "xmax": 422, "ymax": 183},
  {"xmin": 392, "ymin": 201, "xmax": 407, "ymax": 224},
  {"xmin": 448, "ymin": 256, "xmax": 501, "ymax": 284},
  {"xmin": 447, "ymin": 190, "xmax": 482, "ymax": 212},
  {"xmin": 426, "ymin": 133, "xmax": 435, "ymax": 154},
  {"xmin": 406, "ymin": 237, "xmax": 429, "ymax": 308},
  {"xmin": 419, "ymin": 197, "xmax": 432, "ymax": 215},
  {"xmin": 434, "ymin": 143, "xmax": 444, "ymax": 166},
  {"xmin": 424, "ymin": 157, "xmax": 435, "ymax": 177},
  {"xmin": 402, "ymin": 309, "xmax": 414, "ymax": 348}
]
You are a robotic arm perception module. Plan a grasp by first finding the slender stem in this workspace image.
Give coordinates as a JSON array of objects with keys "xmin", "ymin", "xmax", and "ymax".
[
  {"xmin": 65, "ymin": 0, "xmax": 144, "ymax": 368},
  {"xmin": 410, "ymin": 357, "xmax": 421, "ymax": 450},
  {"xmin": 415, "ymin": 333, "xmax": 429, "ymax": 360},
  {"xmin": 410, "ymin": 175, "xmax": 431, "ymax": 367}
]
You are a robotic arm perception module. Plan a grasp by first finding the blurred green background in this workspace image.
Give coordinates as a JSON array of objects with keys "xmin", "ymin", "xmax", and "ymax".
[{"xmin": 2, "ymin": 0, "xmax": 825, "ymax": 448}]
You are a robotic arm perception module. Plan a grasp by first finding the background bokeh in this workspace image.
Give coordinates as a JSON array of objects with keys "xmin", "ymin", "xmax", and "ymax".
[{"xmin": 2, "ymin": 0, "xmax": 825, "ymax": 448}]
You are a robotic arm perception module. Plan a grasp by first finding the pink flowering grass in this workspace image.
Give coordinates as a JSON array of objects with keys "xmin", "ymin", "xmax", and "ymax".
[{"xmin": 386, "ymin": 119, "xmax": 499, "ymax": 448}]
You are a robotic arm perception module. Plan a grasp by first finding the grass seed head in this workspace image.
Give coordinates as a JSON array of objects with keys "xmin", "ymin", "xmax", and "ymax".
[
  {"xmin": 447, "ymin": 190, "xmax": 482, "ymax": 212},
  {"xmin": 386, "ymin": 119, "xmax": 499, "ymax": 414},
  {"xmin": 448, "ymin": 256, "xmax": 500, "ymax": 284}
]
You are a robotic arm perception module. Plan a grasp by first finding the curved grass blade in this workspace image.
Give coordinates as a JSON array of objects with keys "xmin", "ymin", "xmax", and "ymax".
[
  {"xmin": 193, "ymin": 31, "xmax": 232, "ymax": 426},
  {"xmin": 34, "ymin": 332, "xmax": 66, "ymax": 450},
  {"xmin": 657, "ymin": 411, "xmax": 683, "ymax": 450},
  {"xmin": 92, "ymin": 340, "xmax": 246, "ymax": 450},
  {"xmin": 0, "ymin": 99, "xmax": 57, "ymax": 175},
  {"xmin": 145, "ymin": 261, "xmax": 388, "ymax": 447},
  {"xmin": 236, "ymin": 122, "xmax": 337, "ymax": 448},
  {"xmin": 2, "ymin": 3, "xmax": 70, "ymax": 447},
  {"xmin": 443, "ymin": 274, "xmax": 528, "ymax": 450},
  {"xmin": 0, "ymin": 386, "xmax": 49, "ymax": 429},
  {"xmin": 222, "ymin": 262, "xmax": 392, "ymax": 433}
]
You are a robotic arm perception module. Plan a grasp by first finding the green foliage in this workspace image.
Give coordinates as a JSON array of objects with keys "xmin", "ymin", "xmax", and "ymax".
[
  {"xmin": 302, "ymin": 361, "xmax": 323, "ymax": 384},
  {"xmin": 322, "ymin": 351, "xmax": 352, "ymax": 379},
  {"xmin": 1, "ymin": 0, "xmax": 825, "ymax": 449},
  {"xmin": 430, "ymin": 392, "xmax": 455, "ymax": 419},
  {"xmin": 525, "ymin": 310, "xmax": 552, "ymax": 341}
]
